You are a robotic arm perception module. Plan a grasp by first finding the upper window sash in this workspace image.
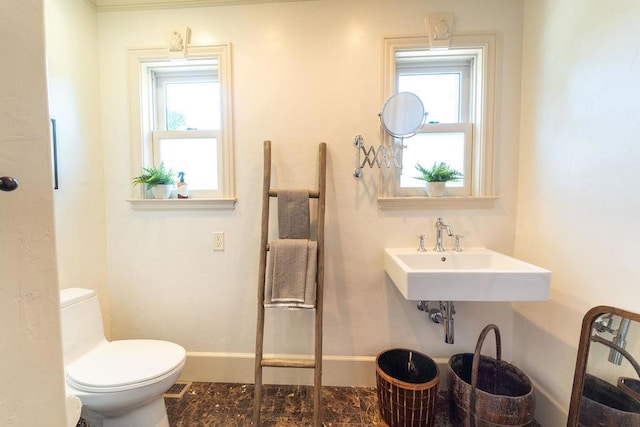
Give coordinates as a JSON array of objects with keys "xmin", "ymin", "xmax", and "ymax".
[
  {"xmin": 153, "ymin": 70, "xmax": 219, "ymax": 131},
  {"xmin": 396, "ymin": 61, "xmax": 472, "ymax": 124}
]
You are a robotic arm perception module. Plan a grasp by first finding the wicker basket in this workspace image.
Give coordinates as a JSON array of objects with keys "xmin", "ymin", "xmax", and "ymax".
[
  {"xmin": 376, "ymin": 348, "xmax": 440, "ymax": 427},
  {"xmin": 448, "ymin": 324, "xmax": 535, "ymax": 427}
]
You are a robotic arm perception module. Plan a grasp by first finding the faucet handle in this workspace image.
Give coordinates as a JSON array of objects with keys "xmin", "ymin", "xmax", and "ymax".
[
  {"xmin": 417, "ymin": 234, "xmax": 427, "ymax": 252},
  {"xmin": 453, "ymin": 235, "xmax": 464, "ymax": 252}
]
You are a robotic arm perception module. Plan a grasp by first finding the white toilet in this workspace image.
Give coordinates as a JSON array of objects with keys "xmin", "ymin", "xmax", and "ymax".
[{"xmin": 60, "ymin": 288, "xmax": 186, "ymax": 427}]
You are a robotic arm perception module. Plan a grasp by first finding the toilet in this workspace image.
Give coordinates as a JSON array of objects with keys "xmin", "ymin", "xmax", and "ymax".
[{"xmin": 60, "ymin": 288, "xmax": 186, "ymax": 427}]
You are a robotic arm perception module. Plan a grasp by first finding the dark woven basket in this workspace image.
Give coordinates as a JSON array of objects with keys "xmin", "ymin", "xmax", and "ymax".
[
  {"xmin": 579, "ymin": 374, "xmax": 640, "ymax": 427},
  {"xmin": 376, "ymin": 348, "xmax": 440, "ymax": 427},
  {"xmin": 448, "ymin": 324, "xmax": 535, "ymax": 427}
]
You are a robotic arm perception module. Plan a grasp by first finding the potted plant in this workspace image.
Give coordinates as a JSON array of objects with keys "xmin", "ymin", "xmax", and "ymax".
[
  {"xmin": 414, "ymin": 162, "xmax": 463, "ymax": 197},
  {"xmin": 132, "ymin": 162, "xmax": 176, "ymax": 199}
]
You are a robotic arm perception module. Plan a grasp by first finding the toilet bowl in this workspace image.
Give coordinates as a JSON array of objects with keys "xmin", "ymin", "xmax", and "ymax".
[
  {"xmin": 66, "ymin": 395, "xmax": 82, "ymax": 427},
  {"xmin": 60, "ymin": 288, "xmax": 186, "ymax": 427}
]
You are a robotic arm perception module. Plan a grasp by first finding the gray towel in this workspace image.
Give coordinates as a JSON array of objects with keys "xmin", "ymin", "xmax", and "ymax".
[
  {"xmin": 265, "ymin": 240, "xmax": 317, "ymax": 309},
  {"xmin": 302, "ymin": 241, "xmax": 317, "ymax": 307},
  {"xmin": 278, "ymin": 190, "xmax": 310, "ymax": 239},
  {"xmin": 271, "ymin": 239, "xmax": 307, "ymax": 303}
]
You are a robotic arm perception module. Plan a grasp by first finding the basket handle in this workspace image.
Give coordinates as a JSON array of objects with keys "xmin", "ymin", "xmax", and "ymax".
[
  {"xmin": 468, "ymin": 324, "xmax": 502, "ymax": 427},
  {"xmin": 471, "ymin": 324, "xmax": 502, "ymax": 389}
]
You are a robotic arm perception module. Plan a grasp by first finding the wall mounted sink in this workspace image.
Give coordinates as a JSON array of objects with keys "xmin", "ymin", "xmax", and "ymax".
[{"xmin": 384, "ymin": 248, "xmax": 551, "ymax": 301}]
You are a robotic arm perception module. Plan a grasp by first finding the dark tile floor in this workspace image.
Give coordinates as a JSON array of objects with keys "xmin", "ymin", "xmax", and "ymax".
[{"xmin": 164, "ymin": 382, "xmax": 452, "ymax": 426}]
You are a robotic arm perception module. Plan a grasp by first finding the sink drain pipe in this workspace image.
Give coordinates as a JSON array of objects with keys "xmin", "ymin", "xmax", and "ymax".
[{"xmin": 417, "ymin": 301, "xmax": 456, "ymax": 344}]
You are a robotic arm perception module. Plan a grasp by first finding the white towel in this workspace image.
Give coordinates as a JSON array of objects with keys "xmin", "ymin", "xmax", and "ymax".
[{"xmin": 265, "ymin": 240, "xmax": 317, "ymax": 309}]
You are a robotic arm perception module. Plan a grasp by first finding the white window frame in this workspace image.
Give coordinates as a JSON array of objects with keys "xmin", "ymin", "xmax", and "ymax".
[
  {"xmin": 127, "ymin": 44, "xmax": 235, "ymax": 209},
  {"xmin": 379, "ymin": 33, "xmax": 498, "ymax": 209},
  {"xmin": 396, "ymin": 53, "xmax": 474, "ymax": 197}
]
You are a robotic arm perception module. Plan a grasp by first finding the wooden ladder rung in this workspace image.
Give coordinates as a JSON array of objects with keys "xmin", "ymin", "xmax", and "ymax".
[
  {"xmin": 269, "ymin": 189, "xmax": 320, "ymax": 198},
  {"xmin": 261, "ymin": 358, "xmax": 316, "ymax": 368}
]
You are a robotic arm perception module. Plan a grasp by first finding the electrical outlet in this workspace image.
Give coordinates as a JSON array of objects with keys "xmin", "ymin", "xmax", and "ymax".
[{"xmin": 213, "ymin": 232, "xmax": 224, "ymax": 251}]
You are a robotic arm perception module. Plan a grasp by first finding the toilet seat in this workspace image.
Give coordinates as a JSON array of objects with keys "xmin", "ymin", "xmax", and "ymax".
[{"xmin": 66, "ymin": 339, "xmax": 186, "ymax": 393}]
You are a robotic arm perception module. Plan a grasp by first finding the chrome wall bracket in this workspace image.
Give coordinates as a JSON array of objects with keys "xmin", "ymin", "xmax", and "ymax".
[
  {"xmin": 352, "ymin": 134, "xmax": 403, "ymax": 178},
  {"xmin": 594, "ymin": 313, "xmax": 632, "ymax": 365}
]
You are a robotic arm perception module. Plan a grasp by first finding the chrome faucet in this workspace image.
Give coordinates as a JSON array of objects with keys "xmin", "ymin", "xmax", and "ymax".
[
  {"xmin": 417, "ymin": 234, "xmax": 427, "ymax": 252},
  {"xmin": 452, "ymin": 235, "xmax": 464, "ymax": 252},
  {"xmin": 434, "ymin": 217, "xmax": 453, "ymax": 252}
]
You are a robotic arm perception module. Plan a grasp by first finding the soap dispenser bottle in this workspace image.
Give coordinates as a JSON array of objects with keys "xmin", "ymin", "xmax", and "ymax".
[{"xmin": 177, "ymin": 171, "xmax": 188, "ymax": 199}]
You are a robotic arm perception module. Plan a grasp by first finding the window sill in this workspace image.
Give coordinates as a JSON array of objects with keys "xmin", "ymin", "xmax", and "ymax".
[
  {"xmin": 128, "ymin": 198, "xmax": 237, "ymax": 211},
  {"xmin": 377, "ymin": 196, "xmax": 498, "ymax": 210}
]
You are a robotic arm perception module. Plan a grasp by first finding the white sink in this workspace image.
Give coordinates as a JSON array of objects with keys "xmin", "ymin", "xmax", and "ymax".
[{"xmin": 384, "ymin": 248, "xmax": 551, "ymax": 301}]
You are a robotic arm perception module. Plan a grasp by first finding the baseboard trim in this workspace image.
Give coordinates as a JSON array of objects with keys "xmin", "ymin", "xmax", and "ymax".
[
  {"xmin": 180, "ymin": 351, "xmax": 451, "ymax": 387},
  {"xmin": 179, "ymin": 351, "xmax": 567, "ymax": 423},
  {"xmin": 179, "ymin": 351, "xmax": 376, "ymax": 386},
  {"xmin": 530, "ymin": 376, "xmax": 568, "ymax": 426}
]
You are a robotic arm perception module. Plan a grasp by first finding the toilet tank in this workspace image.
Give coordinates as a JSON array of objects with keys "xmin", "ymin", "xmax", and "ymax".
[{"xmin": 60, "ymin": 288, "xmax": 107, "ymax": 365}]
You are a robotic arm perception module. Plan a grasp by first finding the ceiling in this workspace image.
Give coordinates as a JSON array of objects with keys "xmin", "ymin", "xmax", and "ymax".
[{"xmin": 90, "ymin": 0, "xmax": 314, "ymax": 12}]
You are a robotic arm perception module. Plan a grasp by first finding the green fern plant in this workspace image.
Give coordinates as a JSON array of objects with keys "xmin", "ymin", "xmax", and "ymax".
[
  {"xmin": 132, "ymin": 162, "xmax": 176, "ymax": 187},
  {"xmin": 414, "ymin": 162, "xmax": 463, "ymax": 182}
]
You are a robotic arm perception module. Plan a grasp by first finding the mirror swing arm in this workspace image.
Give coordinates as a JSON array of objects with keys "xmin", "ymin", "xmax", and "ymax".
[
  {"xmin": 352, "ymin": 134, "xmax": 403, "ymax": 178},
  {"xmin": 353, "ymin": 92, "xmax": 427, "ymax": 178}
]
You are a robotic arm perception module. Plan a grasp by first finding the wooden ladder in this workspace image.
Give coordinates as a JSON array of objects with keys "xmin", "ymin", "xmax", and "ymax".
[{"xmin": 253, "ymin": 140, "xmax": 326, "ymax": 426}]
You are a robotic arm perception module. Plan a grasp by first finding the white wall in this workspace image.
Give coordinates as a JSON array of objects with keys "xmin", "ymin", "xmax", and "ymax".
[
  {"xmin": 514, "ymin": 0, "xmax": 640, "ymax": 424},
  {"xmin": 45, "ymin": 0, "xmax": 111, "ymax": 332},
  {"xmin": 97, "ymin": 0, "xmax": 526, "ymax": 384},
  {"xmin": 0, "ymin": 0, "xmax": 66, "ymax": 425},
  {"xmin": 37, "ymin": 0, "xmax": 640, "ymax": 422}
]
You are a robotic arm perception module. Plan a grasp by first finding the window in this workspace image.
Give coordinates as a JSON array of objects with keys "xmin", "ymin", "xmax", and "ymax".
[
  {"xmin": 396, "ymin": 51, "xmax": 474, "ymax": 196},
  {"xmin": 380, "ymin": 33, "xmax": 497, "ymax": 203},
  {"xmin": 128, "ymin": 44, "xmax": 234, "ymax": 207},
  {"xmin": 152, "ymin": 66, "xmax": 221, "ymax": 196}
]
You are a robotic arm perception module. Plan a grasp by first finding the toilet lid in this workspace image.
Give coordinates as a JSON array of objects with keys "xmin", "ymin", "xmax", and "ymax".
[{"xmin": 66, "ymin": 340, "xmax": 186, "ymax": 392}]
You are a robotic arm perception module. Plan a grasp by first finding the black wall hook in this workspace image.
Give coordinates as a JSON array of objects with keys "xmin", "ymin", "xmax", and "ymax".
[{"xmin": 0, "ymin": 176, "xmax": 19, "ymax": 191}]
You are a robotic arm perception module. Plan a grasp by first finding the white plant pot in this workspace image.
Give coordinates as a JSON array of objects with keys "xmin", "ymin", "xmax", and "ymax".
[
  {"xmin": 151, "ymin": 184, "xmax": 173, "ymax": 199},
  {"xmin": 426, "ymin": 182, "xmax": 446, "ymax": 197}
]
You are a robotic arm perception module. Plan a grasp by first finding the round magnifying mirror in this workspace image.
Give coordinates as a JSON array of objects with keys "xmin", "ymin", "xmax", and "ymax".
[{"xmin": 379, "ymin": 92, "xmax": 427, "ymax": 138}]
